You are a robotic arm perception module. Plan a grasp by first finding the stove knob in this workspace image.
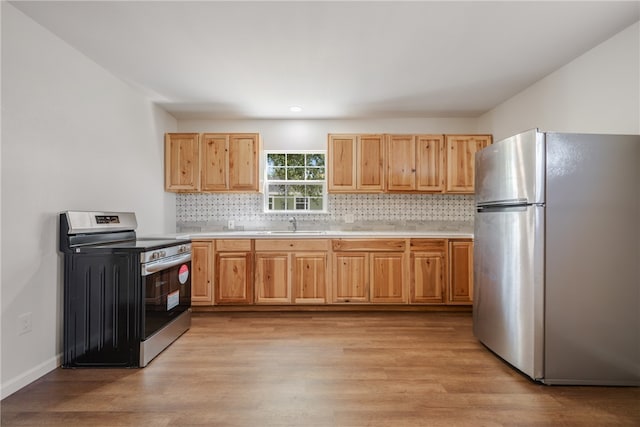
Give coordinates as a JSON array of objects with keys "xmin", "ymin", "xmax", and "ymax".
[{"xmin": 161, "ymin": 250, "xmax": 166, "ymax": 258}]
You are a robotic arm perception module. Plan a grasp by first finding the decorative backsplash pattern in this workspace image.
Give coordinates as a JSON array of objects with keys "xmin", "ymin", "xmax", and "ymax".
[{"xmin": 176, "ymin": 193, "xmax": 474, "ymax": 229}]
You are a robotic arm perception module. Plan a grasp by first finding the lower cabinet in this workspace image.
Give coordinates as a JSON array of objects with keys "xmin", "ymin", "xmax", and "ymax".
[
  {"xmin": 448, "ymin": 239, "xmax": 474, "ymax": 304},
  {"xmin": 215, "ymin": 240, "xmax": 253, "ymax": 304},
  {"xmin": 254, "ymin": 239, "xmax": 328, "ymax": 304},
  {"xmin": 293, "ymin": 253, "xmax": 328, "ymax": 304},
  {"xmin": 191, "ymin": 240, "xmax": 214, "ymax": 305},
  {"xmin": 255, "ymin": 252, "xmax": 290, "ymax": 303},
  {"xmin": 333, "ymin": 252, "xmax": 369, "ymax": 302},
  {"xmin": 370, "ymin": 252, "xmax": 405, "ymax": 303},
  {"xmin": 196, "ymin": 237, "xmax": 472, "ymax": 307},
  {"xmin": 331, "ymin": 239, "xmax": 407, "ymax": 303},
  {"xmin": 410, "ymin": 239, "xmax": 447, "ymax": 304}
]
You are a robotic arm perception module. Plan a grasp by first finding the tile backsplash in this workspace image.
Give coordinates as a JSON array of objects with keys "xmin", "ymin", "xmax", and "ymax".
[{"xmin": 176, "ymin": 193, "xmax": 474, "ymax": 230}]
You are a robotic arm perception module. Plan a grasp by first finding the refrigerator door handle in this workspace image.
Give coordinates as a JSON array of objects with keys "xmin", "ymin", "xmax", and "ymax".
[{"xmin": 477, "ymin": 198, "xmax": 529, "ymax": 208}]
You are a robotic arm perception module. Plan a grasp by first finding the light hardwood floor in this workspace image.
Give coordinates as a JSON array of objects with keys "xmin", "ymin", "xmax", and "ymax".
[{"xmin": 2, "ymin": 311, "xmax": 639, "ymax": 426}]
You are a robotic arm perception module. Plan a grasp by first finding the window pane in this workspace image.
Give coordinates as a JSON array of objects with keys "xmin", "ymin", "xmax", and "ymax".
[
  {"xmin": 305, "ymin": 184, "xmax": 323, "ymax": 197},
  {"xmin": 267, "ymin": 167, "xmax": 286, "ymax": 180},
  {"xmin": 306, "ymin": 153, "xmax": 325, "ymax": 167},
  {"xmin": 272, "ymin": 197, "xmax": 286, "ymax": 210},
  {"xmin": 306, "ymin": 167, "xmax": 325, "ymax": 180},
  {"xmin": 268, "ymin": 184, "xmax": 285, "ymax": 196},
  {"xmin": 309, "ymin": 198, "xmax": 324, "ymax": 210},
  {"xmin": 295, "ymin": 197, "xmax": 309, "ymax": 210},
  {"xmin": 267, "ymin": 153, "xmax": 286, "ymax": 167},
  {"xmin": 288, "ymin": 184, "xmax": 305, "ymax": 196},
  {"xmin": 288, "ymin": 167, "xmax": 305, "ymax": 180},
  {"xmin": 287, "ymin": 154, "xmax": 305, "ymax": 166}
]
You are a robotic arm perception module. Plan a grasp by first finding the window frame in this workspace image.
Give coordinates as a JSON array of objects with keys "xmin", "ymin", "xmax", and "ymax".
[{"xmin": 263, "ymin": 150, "xmax": 328, "ymax": 214}]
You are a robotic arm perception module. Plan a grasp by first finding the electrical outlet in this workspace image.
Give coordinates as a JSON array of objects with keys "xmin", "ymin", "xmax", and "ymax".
[
  {"xmin": 18, "ymin": 312, "xmax": 32, "ymax": 335},
  {"xmin": 227, "ymin": 219, "xmax": 235, "ymax": 230},
  {"xmin": 344, "ymin": 214, "xmax": 355, "ymax": 224}
]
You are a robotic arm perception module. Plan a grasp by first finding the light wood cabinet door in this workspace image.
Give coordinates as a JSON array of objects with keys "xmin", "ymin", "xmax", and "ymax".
[
  {"xmin": 445, "ymin": 135, "xmax": 492, "ymax": 193},
  {"xmin": 410, "ymin": 239, "xmax": 447, "ymax": 304},
  {"xmin": 201, "ymin": 134, "xmax": 229, "ymax": 191},
  {"xmin": 198, "ymin": 133, "xmax": 260, "ymax": 193},
  {"xmin": 328, "ymin": 134, "xmax": 384, "ymax": 193},
  {"xmin": 386, "ymin": 134, "xmax": 416, "ymax": 191},
  {"xmin": 229, "ymin": 134, "xmax": 260, "ymax": 191},
  {"xmin": 333, "ymin": 252, "xmax": 369, "ymax": 302},
  {"xmin": 370, "ymin": 252, "xmax": 405, "ymax": 303},
  {"xmin": 165, "ymin": 133, "xmax": 200, "ymax": 192},
  {"xmin": 411, "ymin": 251, "xmax": 446, "ymax": 303},
  {"xmin": 191, "ymin": 241, "xmax": 214, "ymax": 305},
  {"xmin": 386, "ymin": 134, "xmax": 445, "ymax": 193},
  {"xmin": 255, "ymin": 253, "xmax": 291, "ymax": 304},
  {"xmin": 416, "ymin": 135, "xmax": 445, "ymax": 192},
  {"xmin": 293, "ymin": 253, "xmax": 327, "ymax": 304},
  {"xmin": 357, "ymin": 135, "xmax": 385, "ymax": 191},
  {"xmin": 448, "ymin": 240, "xmax": 473, "ymax": 304},
  {"xmin": 215, "ymin": 251, "xmax": 253, "ymax": 304},
  {"xmin": 328, "ymin": 135, "xmax": 357, "ymax": 191}
]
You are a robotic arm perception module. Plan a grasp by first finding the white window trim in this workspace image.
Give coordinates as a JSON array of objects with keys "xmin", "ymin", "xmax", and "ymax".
[{"xmin": 263, "ymin": 150, "xmax": 328, "ymax": 214}]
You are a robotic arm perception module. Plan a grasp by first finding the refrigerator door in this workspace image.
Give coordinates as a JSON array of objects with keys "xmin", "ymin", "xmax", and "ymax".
[
  {"xmin": 475, "ymin": 129, "xmax": 545, "ymax": 206},
  {"xmin": 473, "ymin": 204, "xmax": 544, "ymax": 380},
  {"xmin": 543, "ymin": 133, "xmax": 640, "ymax": 385}
]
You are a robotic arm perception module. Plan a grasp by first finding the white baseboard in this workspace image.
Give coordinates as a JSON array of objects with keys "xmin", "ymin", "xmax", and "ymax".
[{"xmin": 1, "ymin": 353, "xmax": 62, "ymax": 400}]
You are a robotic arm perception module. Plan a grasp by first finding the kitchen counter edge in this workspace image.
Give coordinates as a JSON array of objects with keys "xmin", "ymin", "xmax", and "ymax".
[{"xmin": 171, "ymin": 230, "xmax": 474, "ymax": 239}]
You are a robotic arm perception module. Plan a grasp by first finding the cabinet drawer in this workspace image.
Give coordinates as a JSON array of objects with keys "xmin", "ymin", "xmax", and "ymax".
[
  {"xmin": 215, "ymin": 239, "xmax": 252, "ymax": 251},
  {"xmin": 331, "ymin": 239, "xmax": 406, "ymax": 252},
  {"xmin": 410, "ymin": 239, "xmax": 447, "ymax": 251},
  {"xmin": 254, "ymin": 239, "xmax": 328, "ymax": 252}
]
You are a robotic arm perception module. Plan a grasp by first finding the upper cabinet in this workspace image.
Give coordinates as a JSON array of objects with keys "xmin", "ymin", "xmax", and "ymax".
[
  {"xmin": 200, "ymin": 133, "xmax": 228, "ymax": 191},
  {"xmin": 165, "ymin": 132, "xmax": 261, "ymax": 193},
  {"xmin": 445, "ymin": 135, "xmax": 492, "ymax": 194},
  {"xmin": 165, "ymin": 133, "xmax": 200, "ymax": 192},
  {"xmin": 202, "ymin": 133, "xmax": 260, "ymax": 192},
  {"xmin": 328, "ymin": 134, "xmax": 384, "ymax": 193},
  {"xmin": 330, "ymin": 133, "xmax": 490, "ymax": 194},
  {"xmin": 386, "ymin": 134, "xmax": 445, "ymax": 192}
]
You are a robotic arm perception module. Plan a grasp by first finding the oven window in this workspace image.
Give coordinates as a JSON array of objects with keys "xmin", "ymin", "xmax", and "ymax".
[{"xmin": 143, "ymin": 261, "xmax": 191, "ymax": 339}]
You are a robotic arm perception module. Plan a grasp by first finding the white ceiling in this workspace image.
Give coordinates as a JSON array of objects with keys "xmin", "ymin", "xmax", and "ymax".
[{"xmin": 10, "ymin": 1, "xmax": 640, "ymax": 120}]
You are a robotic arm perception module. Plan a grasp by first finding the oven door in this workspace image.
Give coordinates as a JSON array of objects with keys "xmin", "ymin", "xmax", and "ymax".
[{"xmin": 141, "ymin": 252, "xmax": 191, "ymax": 340}]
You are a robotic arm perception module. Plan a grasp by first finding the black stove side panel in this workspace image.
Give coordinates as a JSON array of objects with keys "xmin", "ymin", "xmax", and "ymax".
[{"xmin": 64, "ymin": 253, "xmax": 141, "ymax": 367}]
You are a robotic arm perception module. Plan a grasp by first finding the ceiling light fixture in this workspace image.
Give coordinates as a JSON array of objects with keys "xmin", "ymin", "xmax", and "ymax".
[{"xmin": 289, "ymin": 106, "xmax": 303, "ymax": 113}]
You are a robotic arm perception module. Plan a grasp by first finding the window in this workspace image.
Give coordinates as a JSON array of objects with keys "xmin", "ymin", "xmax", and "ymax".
[{"xmin": 264, "ymin": 151, "xmax": 327, "ymax": 213}]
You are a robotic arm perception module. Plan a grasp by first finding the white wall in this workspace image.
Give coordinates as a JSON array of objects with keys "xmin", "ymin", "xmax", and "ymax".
[
  {"xmin": 478, "ymin": 21, "xmax": 640, "ymax": 141},
  {"xmin": 177, "ymin": 118, "xmax": 480, "ymax": 150},
  {"xmin": 1, "ymin": 4, "xmax": 177, "ymax": 398}
]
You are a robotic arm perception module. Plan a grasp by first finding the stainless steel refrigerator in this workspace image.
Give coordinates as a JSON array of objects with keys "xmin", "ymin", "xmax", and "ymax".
[{"xmin": 473, "ymin": 129, "xmax": 639, "ymax": 385}]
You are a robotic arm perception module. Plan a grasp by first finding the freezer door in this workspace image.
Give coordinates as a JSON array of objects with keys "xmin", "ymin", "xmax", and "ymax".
[
  {"xmin": 475, "ymin": 129, "xmax": 545, "ymax": 206},
  {"xmin": 473, "ymin": 205, "xmax": 544, "ymax": 380}
]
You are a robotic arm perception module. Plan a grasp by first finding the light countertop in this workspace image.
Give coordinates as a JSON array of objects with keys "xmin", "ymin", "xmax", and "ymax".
[{"xmin": 148, "ymin": 222, "xmax": 474, "ymax": 240}]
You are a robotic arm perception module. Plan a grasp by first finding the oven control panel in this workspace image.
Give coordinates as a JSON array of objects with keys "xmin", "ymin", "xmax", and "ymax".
[
  {"xmin": 141, "ymin": 243, "xmax": 191, "ymax": 264},
  {"xmin": 95, "ymin": 215, "xmax": 120, "ymax": 224}
]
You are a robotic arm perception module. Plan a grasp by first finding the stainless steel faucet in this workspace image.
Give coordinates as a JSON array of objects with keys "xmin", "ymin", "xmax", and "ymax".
[{"xmin": 289, "ymin": 216, "xmax": 297, "ymax": 232}]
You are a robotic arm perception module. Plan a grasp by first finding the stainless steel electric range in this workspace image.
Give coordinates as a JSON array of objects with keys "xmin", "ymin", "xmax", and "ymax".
[{"xmin": 59, "ymin": 211, "xmax": 191, "ymax": 367}]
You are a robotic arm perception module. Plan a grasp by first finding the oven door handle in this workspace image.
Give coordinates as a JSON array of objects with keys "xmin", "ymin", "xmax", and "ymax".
[{"xmin": 142, "ymin": 253, "xmax": 191, "ymax": 276}]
